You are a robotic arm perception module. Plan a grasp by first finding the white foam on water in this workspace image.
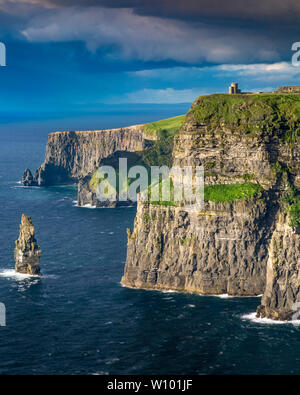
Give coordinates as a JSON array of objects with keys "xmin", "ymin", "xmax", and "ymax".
[
  {"xmin": 214, "ymin": 293, "xmax": 262, "ymax": 299},
  {"xmin": 120, "ymin": 282, "xmax": 179, "ymax": 294},
  {"xmin": 74, "ymin": 203, "xmax": 114, "ymax": 209},
  {"xmin": 0, "ymin": 269, "xmax": 41, "ymax": 281},
  {"xmin": 241, "ymin": 312, "xmax": 300, "ymax": 326},
  {"xmin": 161, "ymin": 289, "xmax": 178, "ymax": 294},
  {"xmin": 80, "ymin": 204, "xmax": 97, "ymax": 209},
  {"xmin": 214, "ymin": 294, "xmax": 234, "ymax": 299}
]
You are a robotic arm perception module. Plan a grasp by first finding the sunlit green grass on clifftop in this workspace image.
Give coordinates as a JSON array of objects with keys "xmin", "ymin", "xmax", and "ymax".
[
  {"xmin": 189, "ymin": 94, "xmax": 300, "ymax": 142},
  {"xmin": 144, "ymin": 115, "xmax": 185, "ymax": 138}
]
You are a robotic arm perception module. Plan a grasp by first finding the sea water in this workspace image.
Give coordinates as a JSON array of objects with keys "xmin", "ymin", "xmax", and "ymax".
[{"xmin": 1, "ymin": 125, "xmax": 300, "ymax": 375}]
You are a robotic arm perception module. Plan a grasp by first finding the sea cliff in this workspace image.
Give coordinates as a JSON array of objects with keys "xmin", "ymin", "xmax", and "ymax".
[
  {"xmin": 23, "ymin": 125, "xmax": 147, "ymax": 187},
  {"xmin": 22, "ymin": 93, "xmax": 300, "ymax": 320},
  {"xmin": 122, "ymin": 94, "xmax": 300, "ymax": 319}
]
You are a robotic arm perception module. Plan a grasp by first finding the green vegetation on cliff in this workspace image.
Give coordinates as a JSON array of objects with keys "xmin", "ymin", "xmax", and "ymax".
[
  {"xmin": 289, "ymin": 198, "xmax": 300, "ymax": 228},
  {"xmin": 90, "ymin": 169, "xmax": 131, "ymax": 196},
  {"xmin": 189, "ymin": 94, "xmax": 300, "ymax": 141},
  {"xmin": 147, "ymin": 181, "xmax": 263, "ymax": 207},
  {"xmin": 144, "ymin": 115, "xmax": 185, "ymax": 138},
  {"xmin": 89, "ymin": 115, "xmax": 186, "ymax": 192},
  {"xmin": 142, "ymin": 115, "xmax": 185, "ymax": 168},
  {"xmin": 204, "ymin": 182, "xmax": 263, "ymax": 202},
  {"xmin": 283, "ymin": 185, "xmax": 300, "ymax": 227}
]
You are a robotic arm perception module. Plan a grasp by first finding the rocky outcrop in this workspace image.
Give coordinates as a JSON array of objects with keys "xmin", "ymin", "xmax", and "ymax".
[
  {"xmin": 23, "ymin": 125, "xmax": 147, "ymax": 187},
  {"xmin": 122, "ymin": 94, "xmax": 300, "ymax": 315},
  {"xmin": 256, "ymin": 211, "xmax": 300, "ymax": 320},
  {"xmin": 14, "ymin": 215, "xmax": 42, "ymax": 276},
  {"xmin": 77, "ymin": 176, "xmax": 134, "ymax": 208},
  {"xmin": 22, "ymin": 169, "xmax": 37, "ymax": 187}
]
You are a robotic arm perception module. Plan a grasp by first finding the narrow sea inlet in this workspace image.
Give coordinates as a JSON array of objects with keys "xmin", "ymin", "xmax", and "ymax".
[{"xmin": 0, "ymin": 129, "xmax": 300, "ymax": 375}]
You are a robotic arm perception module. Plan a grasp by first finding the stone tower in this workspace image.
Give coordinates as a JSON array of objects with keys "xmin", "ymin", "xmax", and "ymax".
[
  {"xmin": 229, "ymin": 82, "xmax": 241, "ymax": 94},
  {"xmin": 14, "ymin": 214, "xmax": 42, "ymax": 276}
]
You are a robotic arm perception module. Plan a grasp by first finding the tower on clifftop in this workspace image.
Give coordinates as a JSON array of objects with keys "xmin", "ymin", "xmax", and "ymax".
[{"xmin": 229, "ymin": 82, "xmax": 241, "ymax": 94}]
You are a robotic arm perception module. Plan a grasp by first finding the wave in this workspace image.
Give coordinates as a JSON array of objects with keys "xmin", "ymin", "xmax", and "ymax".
[
  {"xmin": 213, "ymin": 293, "xmax": 262, "ymax": 299},
  {"xmin": 0, "ymin": 269, "xmax": 41, "ymax": 280},
  {"xmin": 241, "ymin": 312, "xmax": 300, "ymax": 326},
  {"xmin": 81, "ymin": 204, "xmax": 97, "ymax": 209},
  {"xmin": 74, "ymin": 203, "xmax": 97, "ymax": 209},
  {"xmin": 213, "ymin": 293, "xmax": 233, "ymax": 299}
]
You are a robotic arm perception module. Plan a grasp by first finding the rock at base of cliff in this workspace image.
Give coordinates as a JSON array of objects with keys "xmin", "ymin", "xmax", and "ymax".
[
  {"xmin": 77, "ymin": 176, "xmax": 135, "ymax": 208},
  {"xmin": 256, "ymin": 305, "xmax": 293, "ymax": 321},
  {"xmin": 22, "ymin": 169, "xmax": 37, "ymax": 187},
  {"xmin": 14, "ymin": 214, "xmax": 42, "ymax": 276}
]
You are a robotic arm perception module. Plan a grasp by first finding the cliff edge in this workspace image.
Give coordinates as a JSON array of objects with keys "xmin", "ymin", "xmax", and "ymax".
[{"xmin": 122, "ymin": 93, "xmax": 300, "ymax": 319}]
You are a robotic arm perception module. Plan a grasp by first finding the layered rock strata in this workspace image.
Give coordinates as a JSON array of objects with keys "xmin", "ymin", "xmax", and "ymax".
[
  {"xmin": 122, "ymin": 94, "xmax": 300, "ymax": 318},
  {"xmin": 22, "ymin": 125, "xmax": 147, "ymax": 187}
]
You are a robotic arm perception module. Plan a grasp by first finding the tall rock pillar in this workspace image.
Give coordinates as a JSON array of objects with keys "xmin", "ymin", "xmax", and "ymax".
[{"xmin": 14, "ymin": 215, "xmax": 42, "ymax": 276}]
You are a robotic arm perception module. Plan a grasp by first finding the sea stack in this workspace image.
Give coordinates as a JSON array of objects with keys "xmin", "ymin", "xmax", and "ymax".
[
  {"xmin": 22, "ymin": 169, "xmax": 37, "ymax": 187},
  {"xmin": 14, "ymin": 215, "xmax": 42, "ymax": 276}
]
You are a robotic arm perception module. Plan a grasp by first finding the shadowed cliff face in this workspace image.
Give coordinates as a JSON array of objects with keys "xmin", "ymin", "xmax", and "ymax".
[
  {"xmin": 122, "ymin": 94, "xmax": 300, "ymax": 318},
  {"xmin": 122, "ymin": 199, "xmax": 270, "ymax": 295},
  {"xmin": 23, "ymin": 125, "xmax": 147, "ymax": 187}
]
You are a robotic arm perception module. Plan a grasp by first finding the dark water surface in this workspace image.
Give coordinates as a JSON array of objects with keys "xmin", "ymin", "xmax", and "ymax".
[{"xmin": 0, "ymin": 128, "xmax": 300, "ymax": 375}]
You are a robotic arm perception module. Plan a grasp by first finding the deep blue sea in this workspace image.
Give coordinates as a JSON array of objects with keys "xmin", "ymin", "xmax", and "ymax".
[{"xmin": 1, "ymin": 121, "xmax": 300, "ymax": 375}]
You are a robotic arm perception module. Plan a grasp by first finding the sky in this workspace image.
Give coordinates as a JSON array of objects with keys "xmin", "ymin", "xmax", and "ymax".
[{"xmin": 0, "ymin": 0, "xmax": 300, "ymax": 128}]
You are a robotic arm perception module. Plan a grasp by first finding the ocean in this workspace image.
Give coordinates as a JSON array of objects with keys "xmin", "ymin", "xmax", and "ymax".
[{"xmin": 1, "ymin": 121, "xmax": 300, "ymax": 375}]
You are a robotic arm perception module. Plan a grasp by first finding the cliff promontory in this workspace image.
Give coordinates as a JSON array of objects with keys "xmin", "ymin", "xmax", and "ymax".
[
  {"xmin": 122, "ymin": 94, "xmax": 300, "ymax": 319},
  {"xmin": 22, "ymin": 116, "xmax": 185, "ymax": 207},
  {"xmin": 23, "ymin": 125, "xmax": 147, "ymax": 187}
]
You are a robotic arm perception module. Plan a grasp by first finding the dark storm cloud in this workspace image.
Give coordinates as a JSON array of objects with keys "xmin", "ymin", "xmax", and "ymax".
[
  {"xmin": 2, "ymin": 0, "xmax": 300, "ymax": 63},
  {"xmin": 17, "ymin": 0, "xmax": 300, "ymax": 24}
]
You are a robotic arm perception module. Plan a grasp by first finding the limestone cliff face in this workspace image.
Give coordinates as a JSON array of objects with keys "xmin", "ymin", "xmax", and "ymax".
[
  {"xmin": 256, "ymin": 211, "xmax": 300, "ymax": 320},
  {"xmin": 122, "ymin": 94, "xmax": 300, "ymax": 315},
  {"xmin": 122, "ymin": 198, "xmax": 270, "ymax": 295},
  {"xmin": 23, "ymin": 125, "xmax": 147, "ymax": 186},
  {"xmin": 14, "ymin": 215, "xmax": 41, "ymax": 276}
]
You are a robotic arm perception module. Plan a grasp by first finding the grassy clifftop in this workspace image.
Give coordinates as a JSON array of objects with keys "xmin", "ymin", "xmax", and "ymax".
[
  {"xmin": 188, "ymin": 93, "xmax": 300, "ymax": 141},
  {"xmin": 144, "ymin": 115, "xmax": 185, "ymax": 138}
]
